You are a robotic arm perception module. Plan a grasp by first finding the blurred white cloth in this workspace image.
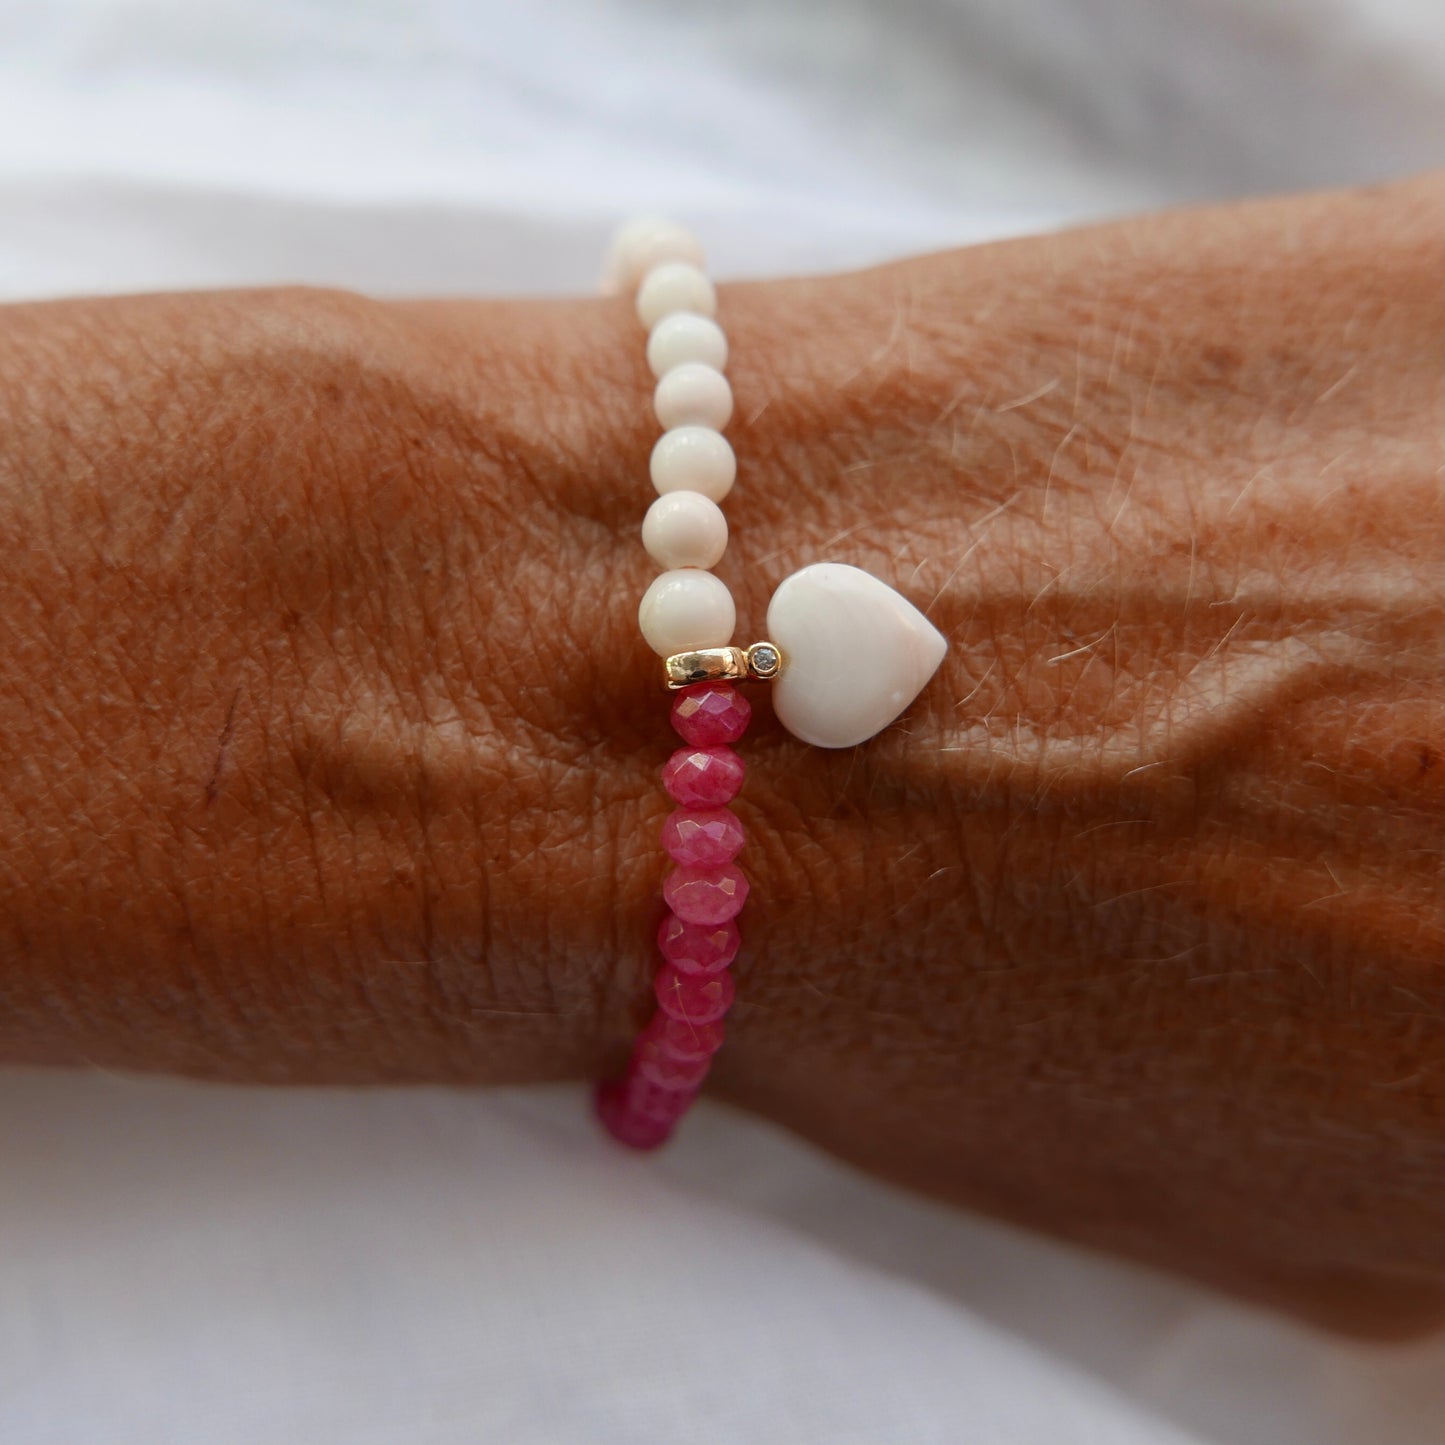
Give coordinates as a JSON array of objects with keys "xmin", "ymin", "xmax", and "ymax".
[{"xmin": 0, "ymin": 2, "xmax": 1441, "ymax": 1441}]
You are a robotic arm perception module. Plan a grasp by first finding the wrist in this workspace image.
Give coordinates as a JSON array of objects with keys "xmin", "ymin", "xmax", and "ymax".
[
  {"xmin": 2, "ymin": 178, "xmax": 1439, "ymax": 1329},
  {"xmin": 668, "ymin": 183, "xmax": 1443, "ymax": 1330}
]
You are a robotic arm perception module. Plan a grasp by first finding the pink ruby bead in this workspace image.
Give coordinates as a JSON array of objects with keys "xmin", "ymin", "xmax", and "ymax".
[
  {"xmin": 595, "ymin": 1083, "xmax": 671, "ymax": 1150},
  {"xmin": 662, "ymin": 745, "xmax": 744, "ymax": 807},
  {"xmin": 662, "ymin": 806, "xmax": 745, "ymax": 866},
  {"xmin": 622, "ymin": 1071, "xmax": 699, "ymax": 1123},
  {"xmin": 664, "ymin": 862, "xmax": 748, "ymax": 925},
  {"xmin": 656, "ymin": 964, "xmax": 735, "ymax": 1024},
  {"xmin": 635, "ymin": 1034, "xmax": 714, "ymax": 1091},
  {"xmin": 646, "ymin": 1012, "xmax": 726, "ymax": 1060},
  {"xmin": 671, "ymin": 682, "xmax": 751, "ymax": 746},
  {"xmin": 658, "ymin": 913, "xmax": 740, "ymax": 975}
]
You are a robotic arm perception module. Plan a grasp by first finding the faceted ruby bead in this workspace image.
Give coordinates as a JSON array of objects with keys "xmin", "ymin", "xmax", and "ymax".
[
  {"xmin": 595, "ymin": 1082, "xmax": 672, "ymax": 1150},
  {"xmin": 671, "ymin": 682, "xmax": 751, "ymax": 746},
  {"xmin": 662, "ymin": 745, "xmax": 744, "ymax": 807},
  {"xmin": 664, "ymin": 862, "xmax": 748, "ymax": 925},
  {"xmin": 623, "ymin": 1070, "xmax": 699, "ymax": 1122},
  {"xmin": 658, "ymin": 913, "xmax": 740, "ymax": 975},
  {"xmin": 655, "ymin": 964, "xmax": 735, "ymax": 1024},
  {"xmin": 645, "ymin": 1012, "xmax": 726, "ymax": 1060},
  {"xmin": 662, "ymin": 806, "xmax": 745, "ymax": 866},
  {"xmin": 635, "ymin": 1033, "xmax": 714, "ymax": 1090}
]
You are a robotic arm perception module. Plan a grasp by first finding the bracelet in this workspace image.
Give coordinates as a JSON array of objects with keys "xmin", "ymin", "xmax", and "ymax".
[{"xmin": 594, "ymin": 219, "xmax": 948, "ymax": 1149}]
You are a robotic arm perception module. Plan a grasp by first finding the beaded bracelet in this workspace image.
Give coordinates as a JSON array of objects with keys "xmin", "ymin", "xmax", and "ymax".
[{"xmin": 593, "ymin": 219, "xmax": 948, "ymax": 1149}]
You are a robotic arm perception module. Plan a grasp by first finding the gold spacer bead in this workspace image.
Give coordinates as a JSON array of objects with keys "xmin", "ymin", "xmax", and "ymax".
[
  {"xmin": 663, "ymin": 646, "xmax": 749, "ymax": 690},
  {"xmin": 662, "ymin": 641, "xmax": 785, "ymax": 690}
]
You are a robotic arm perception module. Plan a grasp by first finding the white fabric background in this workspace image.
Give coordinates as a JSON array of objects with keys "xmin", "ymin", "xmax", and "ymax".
[{"xmin": 0, "ymin": 2, "xmax": 1440, "ymax": 1441}]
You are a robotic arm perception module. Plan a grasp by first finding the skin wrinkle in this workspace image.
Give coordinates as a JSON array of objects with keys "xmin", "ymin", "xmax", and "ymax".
[
  {"xmin": 256, "ymin": 306, "xmax": 625, "ymax": 1057},
  {"xmin": 945, "ymin": 640, "xmax": 1384, "ymax": 786}
]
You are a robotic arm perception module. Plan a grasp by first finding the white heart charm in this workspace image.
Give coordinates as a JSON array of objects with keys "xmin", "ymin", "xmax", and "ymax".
[{"xmin": 766, "ymin": 563, "xmax": 948, "ymax": 748}]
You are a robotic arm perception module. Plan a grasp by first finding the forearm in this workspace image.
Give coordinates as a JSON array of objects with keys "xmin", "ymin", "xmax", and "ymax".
[
  {"xmin": 0, "ymin": 177, "xmax": 1440, "ymax": 1325},
  {"xmin": 0, "ymin": 287, "xmax": 629, "ymax": 1083}
]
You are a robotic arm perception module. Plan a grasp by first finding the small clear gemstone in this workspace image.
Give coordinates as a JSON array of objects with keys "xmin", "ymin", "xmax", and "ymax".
[{"xmin": 748, "ymin": 644, "xmax": 780, "ymax": 677}]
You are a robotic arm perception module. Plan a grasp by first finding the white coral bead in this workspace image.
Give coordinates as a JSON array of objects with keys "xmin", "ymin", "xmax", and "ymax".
[
  {"xmin": 605, "ymin": 219, "xmax": 705, "ymax": 294},
  {"xmin": 649, "ymin": 426, "xmax": 736, "ymax": 502},
  {"xmin": 638, "ymin": 569, "xmax": 735, "ymax": 656},
  {"xmin": 654, "ymin": 363, "xmax": 733, "ymax": 431},
  {"xmin": 642, "ymin": 490, "xmax": 729, "ymax": 570},
  {"xmin": 636, "ymin": 262, "xmax": 717, "ymax": 327},
  {"xmin": 646, "ymin": 313, "xmax": 728, "ymax": 377}
]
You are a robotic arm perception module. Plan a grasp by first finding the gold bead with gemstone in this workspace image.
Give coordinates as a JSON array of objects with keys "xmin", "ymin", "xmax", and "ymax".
[
  {"xmin": 662, "ymin": 640, "xmax": 784, "ymax": 690},
  {"xmin": 744, "ymin": 642, "xmax": 782, "ymax": 679}
]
